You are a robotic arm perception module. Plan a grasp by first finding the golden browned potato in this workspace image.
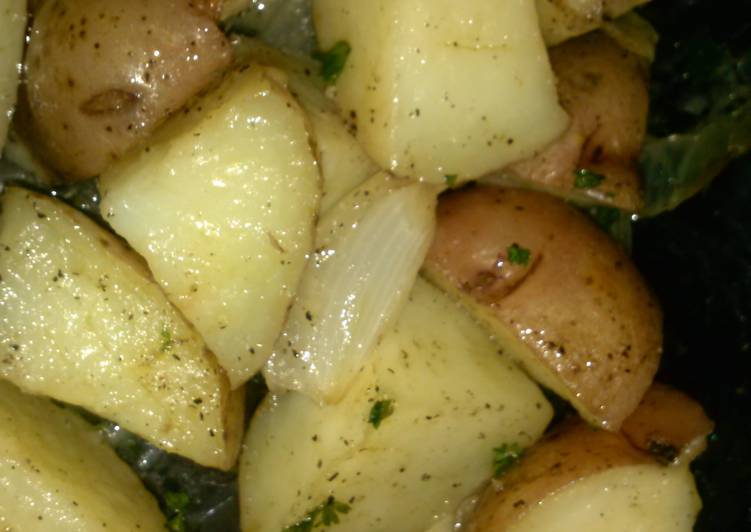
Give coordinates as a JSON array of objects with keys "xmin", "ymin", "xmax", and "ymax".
[
  {"xmin": 19, "ymin": 0, "xmax": 232, "ymax": 180},
  {"xmin": 501, "ymin": 32, "xmax": 649, "ymax": 212},
  {"xmin": 422, "ymin": 186, "xmax": 662, "ymax": 430},
  {"xmin": 467, "ymin": 418, "xmax": 701, "ymax": 532},
  {"xmin": 621, "ymin": 383, "xmax": 714, "ymax": 465}
]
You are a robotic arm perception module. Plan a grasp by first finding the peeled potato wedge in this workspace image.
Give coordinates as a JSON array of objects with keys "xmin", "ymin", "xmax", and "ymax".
[
  {"xmin": 0, "ymin": 187, "xmax": 242, "ymax": 469},
  {"xmin": 240, "ymin": 278, "xmax": 552, "ymax": 532},
  {"xmin": 0, "ymin": 380, "xmax": 165, "ymax": 531},
  {"xmin": 100, "ymin": 64, "xmax": 320, "ymax": 388},
  {"xmin": 468, "ymin": 416, "xmax": 701, "ymax": 532},
  {"xmin": 0, "ymin": 0, "xmax": 26, "ymax": 151},
  {"xmin": 423, "ymin": 186, "xmax": 662, "ymax": 430},
  {"xmin": 312, "ymin": 0, "xmax": 569, "ymax": 185}
]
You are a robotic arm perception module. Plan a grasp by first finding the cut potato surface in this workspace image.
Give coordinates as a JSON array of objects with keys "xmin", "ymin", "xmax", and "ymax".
[
  {"xmin": 0, "ymin": 0, "xmax": 25, "ymax": 151},
  {"xmin": 100, "ymin": 65, "xmax": 320, "ymax": 388},
  {"xmin": 241, "ymin": 279, "xmax": 552, "ymax": 532},
  {"xmin": 312, "ymin": 0, "xmax": 569, "ymax": 185},
  {"xmin": 468, "ymin": 418, "xmax": 700, "ymax": 532},
  {"xmin": 0, "ymin": 379, "xmax": 164, "ymax": 532},
  {"xmin": 423, "ymin": 186, "xmax": 662, "ymax": 430},
  {"xmin": 232, "ymin": 37, "xmax": 379, "ymax": 212},
  {"xmin": 0, "ymin": 187, "xmax": 242, "ymax": 469}
]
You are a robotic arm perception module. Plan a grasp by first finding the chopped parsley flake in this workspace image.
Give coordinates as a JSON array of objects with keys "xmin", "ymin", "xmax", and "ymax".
[
  {"xmin": 574, "ymin": 168, "xmax": 606, "ymax": 189},
  {"xmin": 444, "ymin": 174, "xmax": 458, "ymax": 187},
  {"xmin": 368, "ymin": 399, "xmax": 394, "ymax": 429},
  {"xmin": 164, "ymin": 491, "xmax": 190, "ymax": 532},
  {"xmin": 493, "ymin": 443, "xmax": 523, "ymax": 477},
  {"xmin": 283, "ymin": 496, "xmax": 351, "ymax": 532},
  {"xmin": 313, "ymin": 41, "xmax": 351, "ymax": 84},
  {"xmin": 160, "ymin": 325, "xmax": 173, "ymax": 352},
  {"xmin": 507, "ymin": 243, "xmax": 531, "ymax": 266}
]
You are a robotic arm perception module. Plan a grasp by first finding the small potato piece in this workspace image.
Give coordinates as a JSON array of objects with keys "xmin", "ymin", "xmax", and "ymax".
[
  {"xmin": 423, "ymin": 186, "xmax": 662, "ymax": 429},
  {"xmin": 468, "ymin": 419, "xmax": 700, "ymax": 532},
  {"xmin": 0, "ymin": 380, "xmax": 164, "ymax": 531},
  {"xmin": 0, "ymin": 187, "xmax": 242, "ymax": 469},
  {"xmin": 240, "ymin": 278, "xmax": 552, "ymax": 532},
  {"xmin": 100, "ymin": 65, "xmax": 321, "ymax": 388},
  {"xmin": 502, "ymin": 32, "xmax": 650, "ymax": 211},
  {"xmin": 21, "ymin": 0, "xmax": 232, "ymax": 180},
  {"xmin": 622, "ymin": 383, "xmax": 714, "ymax": 465},
  {"xmin": 536, "ymin": 0, "xmax": 650, "ymax": 46},
  {"xmin": 313, "ymin": 0, "xmax": 569, "ymax": 185},
  {"xmin": 0, "ymin": 0, "xmax": 25, "ymax": 151}
]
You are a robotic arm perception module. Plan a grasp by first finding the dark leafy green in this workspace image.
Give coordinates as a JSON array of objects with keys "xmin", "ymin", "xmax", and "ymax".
[
  {"xmin": 492, "ymin": 443, "xmax": 523, "ymax": 478},
  {"xmin": 368, "ymin": 399, "xmax": 394, "ymax": 429},
  {"xmin": 313, "ymin": 41, "xmax": 351, "ymax": 84},
  {"xmin": 639, "ymin": 2, "xmax": 751, "ymax": 215}
]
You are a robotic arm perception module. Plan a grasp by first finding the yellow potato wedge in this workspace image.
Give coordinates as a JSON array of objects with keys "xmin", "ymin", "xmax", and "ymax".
[
  {"xmin": 100, "ymin": 65, "xmax": 320, "ymax": 388},
  {"xmin": 0, "ymin": 380, "xmax": 165, "ymax": 531},
  {"xmin": 423, "ymin": 186, "xmax": 662, "ymax": 430},
  {"xmin": 240, "ymin": 278, "xmax": 552, "ymax": 532},
  {"xmin": 0, "ymin": 186, "xmax": 242, "ymax": 469}
]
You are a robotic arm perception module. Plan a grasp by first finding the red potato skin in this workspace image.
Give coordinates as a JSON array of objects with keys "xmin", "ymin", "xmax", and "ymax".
[
  {"xmin": 505, "ymin": 32, "xmax": 649, "ymax": 211},
  {"xmin": 19, "ymin": 0, "xmax": 232, "ymax": 180},
  {"xmin": 423, "ymin": 185, "xmax": 662, "ymax": 430}
]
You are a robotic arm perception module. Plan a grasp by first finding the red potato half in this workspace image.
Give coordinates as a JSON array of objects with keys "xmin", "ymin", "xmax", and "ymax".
[
  {"xmin": 20, "ymin": 0, "xmax": 232, "ymax": 180},
  {"xmin": 499, "ymin": 31, "xmax": 650, "ymax": 212},
  {"xmin": 423, "ymin": 185, "xmax": 662, "ymax": 430}
]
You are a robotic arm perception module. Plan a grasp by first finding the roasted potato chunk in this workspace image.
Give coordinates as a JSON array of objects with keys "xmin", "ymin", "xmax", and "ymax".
[
  {"xmin": 20, "ymin": 0, "xmax": 232, "ymax": 180},
  {"xmin": 423, "ymin": 186, "xmax": 662, "ymax": 430},
  {"xmin": 0, "ymin": 0, "xmax": 26, "ymax": 151}
]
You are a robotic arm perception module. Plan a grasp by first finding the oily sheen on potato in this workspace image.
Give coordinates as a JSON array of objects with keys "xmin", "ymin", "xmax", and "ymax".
[
  {"xmin": 0, "ymin": 187, "xmax": 243, "ymax": 470},
  {"xmin": 0, "ymin": 0, "xmax": 25, "ymax": 151},
  {"xmin": 20, "ymin": 0, "xmax": 232, "ymax": 180},
  {"xmin": 100, "ymin": 65, "xmax": 320, "ymax": 388},
  {"xmin": 312, "ymin": 0, "xmax": 569, "ymax": 185},
  {"xmin": 0, "ymin": 380, "xmax": 164, "ymax": 532},
  {"xmin": 240, "ymin": 279, "xmax": 552, "ymax": 532},
  {"xmin": 423, "ymin": 186, "xmax": 662, "ymax": 430},
  {"xmin": 468, "ymin": 419, "xmax": 701, "ymax": 532}
]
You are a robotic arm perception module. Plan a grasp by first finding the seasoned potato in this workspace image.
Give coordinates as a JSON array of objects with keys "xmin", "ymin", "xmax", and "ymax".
[
  {"xmin": 0, "ymin": 0, "xmax": 26, "ymax": 151},
  {"xmin": 240, "ymin": 279, "xmax": 552, "ymax": 532},
  {"xmin": 20, "ymin": 0, "xmax": 232, "ymax": 180},
  {"xmin": 621, "ymin": 383, "xmax": 714, "ymax": 465},
  {"xmin": 500, "ymin": 32, "xmax": 650, "ymax": 212},
  {"xmin": 232, "ymin": 37, "xmax": 379, "ymax": 212},
  {"xmin": 312, "ymin": 0, "xmax": 569, "ymax": 185},
  {"xmin": 536, "ymin": 0, "xmax": 650, "ymax": 46},
  {"xmin": 0, "ymin": 380, "xmax": 164, "ymax": 531},
  {"xmin": 100, "ymin": 65, "xmax": 320, "ymax": 388},
  {"xmin": 0, "ymin": 187, "xmax": 243, "ymax": 469},
  {"xmin": 423, "ymin": 186, "xmax": 662, "ymax": 430},
  {"xmin": 468, "ymin": 418, "xmax": 700, "ymax": 532}
]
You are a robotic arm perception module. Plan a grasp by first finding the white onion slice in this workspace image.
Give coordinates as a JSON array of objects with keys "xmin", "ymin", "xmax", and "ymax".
[{"xmin": 263, "ymin": 172, "xmax": 438, "ymax": 403}]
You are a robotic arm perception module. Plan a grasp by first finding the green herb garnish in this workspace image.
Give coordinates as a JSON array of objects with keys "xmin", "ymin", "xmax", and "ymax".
[
  {"xmin": 444, "ymin": 174, "xmax": 458, "ymax": 187},
  {"xmin": 164, "ymin": 491, "xmax": 190, "ymax": 532},
  {"xmin": 368, "ymin": 399, "xmax": 394, "ymax": 429},
  {"xmin": 283, "ymin": 496, "xmax": 351, "ymax": 531},
  {"xmin": 313, "ymin": 41, "xmax": 351, "ymax": 83},
  {"xmin": 160, "ymin": 325, "xmax": 173, "ymax": 352},
  {"xmin": 493, "ymin": 443, "xmax": 523, "ymax": 478},
  {"xmin": 506, "ymin": 243, "xmax": 531, "ymax": 266},
  {"xmin": 574, "ymin": 168, "xmax": 606, "ymax": 189}
]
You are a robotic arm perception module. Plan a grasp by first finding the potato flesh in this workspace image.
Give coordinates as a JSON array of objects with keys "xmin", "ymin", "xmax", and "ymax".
[
  {"xmin": 100, "ymin": 66, "xmax": 320, "ymax": 388},
  {"xmin": 232, "ymin": 37, "xmax": 379, "ymax": 212},
  {"xmin": 240, "ymin": 278, "xmax": 552, "ymax": 532},
  {"xmin": 506, "ymin": 465, "xmax": 700, "ymax": 532},
  {"xmin": 424, "ymin": 186, "xmax": 662, "ymax": 429},
  {"xmin": 21, "ymin": 0, "xmax": 232, "ymax": 180},
  {"xmin": 0, "ymin": 0, "xmax": 25, "ymax": 151},
  {"xmin": 536, "ymin": 0, "xmax": 650, "ymax": 46},
  {"xmin": 0, "ymin": 187, "xmax": 242, "ymax": 469},
  {"xmin": 312, "ymin": 0, "xmax": 569, "ymax": 185},
  {"xmin": 0, "ymin": 380, "xmax": 164, "ymax": 532}
]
